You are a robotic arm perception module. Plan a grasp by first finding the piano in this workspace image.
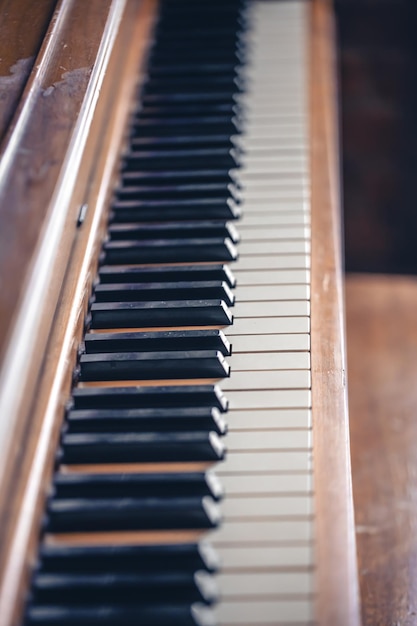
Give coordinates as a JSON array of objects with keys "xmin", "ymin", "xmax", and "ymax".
[{"xmin": 0, "ymin": 0, "xmax": 360, "ymax": 624}]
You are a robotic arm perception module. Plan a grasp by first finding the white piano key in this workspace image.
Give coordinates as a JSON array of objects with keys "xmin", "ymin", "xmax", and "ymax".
[
  {"xmin": 230, "ymin": 333, "xmax": 310, "ymax": 352},
  {"xmin": 217, "ymin": 571, "xmax": 313, "ymax": 596},
  {"xmin": 235, "ymin": 300, "xmax": 310, "ymax": 317},
  {"xmin": 226, "ymin": 316, "xmax": 310, "ymax": 335},
  {"xmin": 220, "ymin": 472, "xmax": 311, "ymax": 495},
  {"xmin": 238, "ymin": 227, "xmax": 310, "ymax": 241},
  {"xmin": 240, "ymin": 241, "xmax": 310, "ymax": 255},
  {"xmin": 238, "ymin": 213, "xmax": 310, "ymax": 226},
  {"xmin": 239, "ymin": 200, "xmax": 309, "ymax": 215},
  {"xmin": 242, "ymin": 126, "xmax": 307, "ymax": 141},
  {"xmin": 221, "ymin": 370, "xmax": 311, "ymax": 392},
  {"xmin": 226, "ymin": 389, "xmax": 311, "ymax": 410},
  {"xmin": 222, "ymin": 495, "xmax": 313, "ymax": 518},
  {"xmin": 227, "ymin": 409, "xmax": 312, "ymax": 430},
  {"xmin": 216, "ymin": 545, "xmax": 313, "ymax": 570},
  {"xmin": 235, "ymin": 284, "xmax": 310, "ymax": 301},
  {"xmin": 217, "ymin": 451, "xmax": 312, "ymax": 484},
  {"xmin": 229, "ymin": 352, "xmax": 310, "ymax": 370},
  {"xmin": 239, "ymin": 154, "xmax": 307, "ymax": 168},
  {"xmin": 209, "ymin": 519, "xmax": 313, "ymax": 544},
  {"xmin": 233, "ymin": 136, "xmax": 307, "ymax": 151},
  {"xmin": 233, "ymin": 254, "xmax": 310, "ymax": 271},
  {"xmin": 225, "ymin": 429, "xmax": 311, "ymax": 452},
  {"xmin": 241, "ymin": 117, "xmax": 306, "ymax": 130},
  {"xmin": 217, "ymin": 599, "xmax": 313, "ymax": 624},
  {"xmin": 233, "ymin": 269, "xmax": 310, "ymax": 285}
]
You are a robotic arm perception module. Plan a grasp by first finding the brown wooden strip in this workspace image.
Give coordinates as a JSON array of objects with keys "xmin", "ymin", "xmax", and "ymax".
[
  {"xmin": 61, "ymin": 462, "xmax": 212, "ymax": 474},
  {"xmin": 309, "ymin": 1, "xmax": 360, "ymax": 624},
  {"xmin": 45, "ymin": 530, "xmax": 204, "ymax": 547}
]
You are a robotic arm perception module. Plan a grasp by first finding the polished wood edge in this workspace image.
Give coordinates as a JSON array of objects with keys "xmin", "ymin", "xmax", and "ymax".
[
  {"xmin": 0, "ymin": 0, "xmax": 115, "ymax": 503},
  {"xmin": 309, "ymin": 1, "xmax": 361, "ymax": 624},
  {"xmin": 0, "ymin": 2, "xmax": 159, "ymax": 624}
]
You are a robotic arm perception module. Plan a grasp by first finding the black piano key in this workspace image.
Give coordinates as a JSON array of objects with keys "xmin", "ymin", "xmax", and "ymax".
[
  {"xmin": 90, "ymin": 299, "xmax": 233, "ymax": 329},
  {"xmin": 66, "ymin": 407, "xmax": 227, "ymax": 435},
  {"xmin": 129, "ymin": 135, "xmax": 238, "ymax": 151},
  {"xmin": 84, "ymin": 330, "xmax": 231, "ymax": 356},
  {"xmin": 72, "ymin": 385, "xmax": 228, "ymax": 412},
  {"xmin": 59, "ymin": 431, "xmax": 225, "ymax": 464},
  {"xmin": 102, "ymin": 238, "xmax": 238, "ymax": 265},
  {"xmin": 120, "ymin": 168, "xmax": 240, "ymax": 186},
  {"xmin": 141, "ymin": 91, "xmax": 240, "ymax": 107},
  {"xmin": 31, "ymin": 570, "xmax": 218, "ymax": 605},
  {"xmin": 111, "ymin": 198, "xmax": 241, "ymax": 221},
  {"xmin": 38, "ymin": 542, "xmax": 220, "ymax": 574},
  {"xmin": 137, "ymin": 104, "xmax": 237, "ymax": 119},
  {"xmin": 46, "ymin": 495, "xmax": 221, "ymax": 532},
  {"xmin": 115, "ymin": 182, "xmax": 240, "ymax": 202},
  {"xmin": 130, "ymin": 118, "xmax": 240, "ymax": 137},
  {"xmin": 122, "ymin": 148, "xmax": 240, "ymax": 171},
  {"xmin": 108, "ymin": 221, "xmax": 240, "ymax": 244},
  {"xmin": 52, "ymin": 471, "xmax": 223, "ymax": 501},
  {"xmin": 78, "ymin": 350, "xmax": 230, "ymax": 382},
  {"xmin": 147, "ymin": 62, "xmax": 237, "ymax": 78},
  {"xmin": 98, "ymin": 264, "xmax": 236, "ymax": 288},
  {"xmin": 94, "ymin": 281, "xmax": 235, "ymax": 307},
  {"xmin": 26, "ymin": 602, "xmax": 216, "ymax": 626},
  {"xmin": 141, "ymin": 77, "xmax": 241, "ymax": 96}
]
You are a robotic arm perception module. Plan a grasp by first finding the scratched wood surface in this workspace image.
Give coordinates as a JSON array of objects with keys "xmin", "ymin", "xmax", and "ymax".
[
  {"xmin": 0, "ymin": 0, "xmax": 57, "ymax": 144},
  {"xmin": 346, "ymin": 273, "xmax": 417, "ymax": 626}
]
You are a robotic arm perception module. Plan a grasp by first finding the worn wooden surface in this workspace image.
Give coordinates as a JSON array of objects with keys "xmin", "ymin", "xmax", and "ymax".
[
  {"xmin": 0, "ymin": 0, "xmax": 57, "ymax": 143},
  {"xmin": 310, "ymin": 1, "xmax": 361, "ymax": 623},
  {"xmin": 346, "ymin": 273, "xmax": 417, "ymax": 626}
]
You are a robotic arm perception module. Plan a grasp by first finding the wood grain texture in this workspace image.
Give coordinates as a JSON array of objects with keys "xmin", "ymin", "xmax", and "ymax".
[
  {"xmin": 346, "ymin": 274, "xmax": 417, "ymax": 626},
  {"xmin": 309, "ymin": 1, "xmax": 361, "ymax": 624}
]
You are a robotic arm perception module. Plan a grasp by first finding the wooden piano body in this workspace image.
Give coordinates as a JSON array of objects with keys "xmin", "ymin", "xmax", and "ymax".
[{"xmin": 0, "ymin": 1, "xmax": 360, "ymax": 624}]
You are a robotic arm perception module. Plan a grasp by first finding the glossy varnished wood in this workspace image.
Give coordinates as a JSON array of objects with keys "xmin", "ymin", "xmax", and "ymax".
[
  {"xmin": 346, "ymin": 274, "xmax": 417, "ymax": 626},
  {"xmin": 310, "ymin": 1, "xmax": 360, "ymax": 624}
]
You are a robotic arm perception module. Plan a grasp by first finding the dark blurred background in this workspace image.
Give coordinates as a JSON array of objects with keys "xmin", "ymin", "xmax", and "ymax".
[{"xmin": 336, "ymin": 0, "xmax": 417, "ymax": 274}]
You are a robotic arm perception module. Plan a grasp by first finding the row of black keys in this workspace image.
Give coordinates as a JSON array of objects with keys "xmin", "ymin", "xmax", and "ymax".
[
  {"xmin": 27, "ymin": 543, "xmax": 219, "ymax": 626},
  {"xmin": 26, "ymin": 0, "xmax": 247, "ymax": 623}
]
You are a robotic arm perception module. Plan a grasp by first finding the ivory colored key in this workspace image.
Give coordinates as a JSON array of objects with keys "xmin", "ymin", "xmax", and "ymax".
[
  {"xmin": 228, "ymin": 352, "xmax": 310, "ymax": 371},
  {"xmin": 226, "ymin": 409, "xmax": 312, "ymax": 430},
  {"xmin": 232, "ymin": 269, "xmax": 310, "ymax": 285},
  {"xmin": 217, "ymin": 600, "xmax": 313, "ymax": 625},
  {"xmin": 216, "ymin": 451, "xmax": 312, "ymax": 475},
  {"xmin": 209, "ymin": 519, "xmax": 313, "ymax": 545},
  {"xmin": 226, "ymin": 317, "xmax": 310, "ymax": 335},
  {"xmin": 221, "ymin": 370, "xmax": 311, "ymax": 392},
  {"xmin": 224, "ymin": 430, "xmax": 311, "ymax": 452}
]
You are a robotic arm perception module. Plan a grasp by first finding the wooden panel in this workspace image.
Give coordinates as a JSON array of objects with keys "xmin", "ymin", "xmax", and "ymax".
[
  {"xmin": 309, "ymin": 1, "xmax": 361, "ymax": 624},
  {"xmin": 346, "ymin": 274, "xmax": 417, "ymax": 626},
  {"xmin": 0, "ymin": 0, "xmax": 57, "ymax": 143}
]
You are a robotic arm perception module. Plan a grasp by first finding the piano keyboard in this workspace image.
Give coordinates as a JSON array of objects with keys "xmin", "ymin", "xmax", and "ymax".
[{"xmin": 24, "ymin": 1, "xmax": 315, "ymax": 625}]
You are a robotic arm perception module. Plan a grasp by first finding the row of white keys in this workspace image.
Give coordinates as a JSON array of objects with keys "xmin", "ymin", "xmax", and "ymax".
[{"xmin": 211, "ymin": 2, "xmax": 315, "ymax": 625}]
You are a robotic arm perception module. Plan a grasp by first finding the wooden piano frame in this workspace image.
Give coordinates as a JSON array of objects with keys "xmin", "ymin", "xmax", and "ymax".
[{"xmin": 0, "ymin": 1, "xmax": 360, "ymax": 624}]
